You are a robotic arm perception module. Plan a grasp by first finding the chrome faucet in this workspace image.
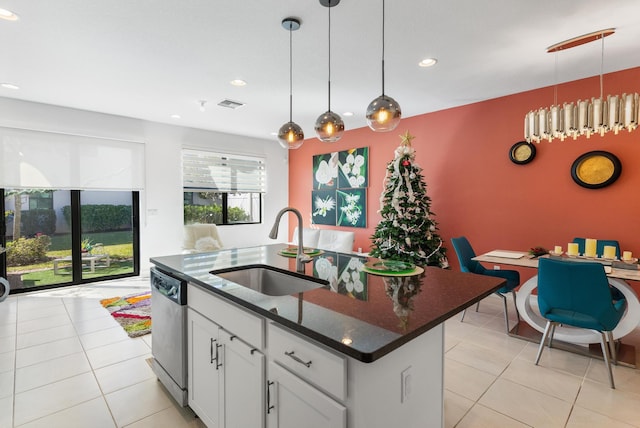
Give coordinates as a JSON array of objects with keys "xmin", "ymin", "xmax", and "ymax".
[{"xmin": 269, "ymin": 207, "xmax": 311, "ymax": 272}]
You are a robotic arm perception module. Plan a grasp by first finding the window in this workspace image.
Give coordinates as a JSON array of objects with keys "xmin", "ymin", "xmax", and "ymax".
[
  {"xmin": 182, "ymin": 150, "xmax": 265, "ymax": 225},
  {"xmin": 28, "ymin": 190, "xmax": 53, "ymax": 210}
]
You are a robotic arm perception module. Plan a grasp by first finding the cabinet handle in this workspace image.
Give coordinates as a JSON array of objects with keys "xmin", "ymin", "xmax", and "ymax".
[
  {"xmin": 215, "ymin": 343, "xmax": 223, "ymax": 370},
  {"xmin": 266, "ymin": 381, "xmax": 275, "ymax": 414},
  {"xmin": 210, "ymin": 338, "xmax": 216, "ymax": 364},
  {"xmin": 284, "ymin": 351, "xmax": 312, "ymax": 368}
]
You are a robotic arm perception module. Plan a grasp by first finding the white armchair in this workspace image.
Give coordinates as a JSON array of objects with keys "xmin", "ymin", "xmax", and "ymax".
[{"xmin": 183, "ymin": 223, "xmax": 224, "ymax": 253}]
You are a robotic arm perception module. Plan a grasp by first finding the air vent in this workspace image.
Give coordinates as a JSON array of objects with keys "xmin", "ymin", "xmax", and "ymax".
[{"xmin": 217, "ymin": 99, "xmax": 245, "ymax": 109}]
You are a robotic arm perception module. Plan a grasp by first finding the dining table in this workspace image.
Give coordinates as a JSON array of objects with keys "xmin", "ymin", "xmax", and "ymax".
[{"xmin": 473, "ymin": 249, "xmax": 640, "ymax": 367}]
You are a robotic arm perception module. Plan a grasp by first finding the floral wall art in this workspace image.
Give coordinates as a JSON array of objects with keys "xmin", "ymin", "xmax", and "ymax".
[{"xmin": 312, "ymin": 148, "xmax": 368, "ymax": 228}]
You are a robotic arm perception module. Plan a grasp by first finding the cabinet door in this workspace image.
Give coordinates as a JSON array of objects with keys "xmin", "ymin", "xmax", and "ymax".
[
  {"xmin": 188, "ymin": 309, "xmax": 222, "ymax": 428},
  {"xmin": 221, "ymin": 330, "xmax": 265, "ymax": 428},
  {"xmin": 267, "ymin": 362, "xmax": 346, "ymax": 428}
]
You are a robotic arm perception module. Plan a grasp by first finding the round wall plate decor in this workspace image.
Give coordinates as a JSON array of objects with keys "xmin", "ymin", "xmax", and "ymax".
[
  {"xmin": 509, "ymin": 141, "xmax": 536, "ymax": 165},
  {"xmin": 571, "ymin": 150, "xmax": 621, "ymax": 189}
]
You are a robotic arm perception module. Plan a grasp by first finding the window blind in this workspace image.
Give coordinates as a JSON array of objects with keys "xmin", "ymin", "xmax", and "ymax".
[
  {"xmin": 0, "ymin": 126, "xmax": 145, "ymax": 190},
  {"xmin": 182, "ymin": 149, "xmax": 266, "ymax": 193}
]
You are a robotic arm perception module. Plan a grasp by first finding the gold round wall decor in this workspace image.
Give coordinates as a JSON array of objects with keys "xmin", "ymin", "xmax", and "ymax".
[
  {"xmin": 509, "ymin": 141, "xmax": 536, "ymax": 165},
  {"xmin": 571, "ymin": 151, "xmax": 621, "ymax": 189}
]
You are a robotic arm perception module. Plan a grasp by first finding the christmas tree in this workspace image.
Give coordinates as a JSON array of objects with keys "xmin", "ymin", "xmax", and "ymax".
[{"xmin": 369, "ymin": 131, "xmax": 448, "ymax": 268}]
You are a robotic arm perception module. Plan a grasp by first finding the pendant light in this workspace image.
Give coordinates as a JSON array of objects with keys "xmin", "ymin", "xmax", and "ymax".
[
  {"xmin": 315, "ymin": 0, "xmax": 344, "ymax": 143},
  {"xmin": 366, "ymin": 0, "xmax": 401, "ymax": 132},
  {"xmin": 278, "ymin": 17, "xmax": 304, "ymax": 149}
]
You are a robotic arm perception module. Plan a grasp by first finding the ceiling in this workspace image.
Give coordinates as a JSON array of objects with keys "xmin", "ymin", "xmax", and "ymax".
[{"xmin": 2, "ymin": 0, "xmax": 640, "ymax": 142}]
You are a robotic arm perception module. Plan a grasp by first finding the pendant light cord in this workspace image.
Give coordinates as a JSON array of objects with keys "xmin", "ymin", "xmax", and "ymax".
[
  {"xmin": 288, "ymin": 23, "xmax": 293, "ymax": 122},
  {"xmin": 327, "ymin": 1, "xmax": 332, "ymax": 111},
  {"xmin": 553, "ymin": 51, "xmax": 558, "ymax": 105},
  {"xmin": 381, "ymin": 0, "xmax": 385, "ymax": 96},
  {"xmin": 600, "ymin": 31, "xmax": 604, "ymax": 99}
]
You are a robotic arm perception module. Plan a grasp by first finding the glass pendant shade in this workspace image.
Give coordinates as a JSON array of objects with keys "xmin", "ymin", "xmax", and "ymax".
[
  {"xmin": 315, "ymin": 110, "xmax": 344, "ymax": 143},
  {"xmin": 366, "ymin": 94, "xmax": 402, "ymax": 131},
  {"xmin": 277, "ymin": 121, "xmax": 304, "ymax": 149}
]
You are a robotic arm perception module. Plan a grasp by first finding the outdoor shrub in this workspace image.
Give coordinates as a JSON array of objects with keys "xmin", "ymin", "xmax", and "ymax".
[
  {"xmin": 20, "ymin": 209, "xmax": 57, "ymax": 236},
  {"xmin": 6, "ymin": 235, "xmax": 52, "ymax": 266},
  {"xmin": 62, "ymin": 205, "xmax": 132, "ymax": 232},
  {"xmin": 228, "ymin": 207, "xmax": 250, "ymax": 222},
  {"xmin": 183, "ymin": 205, "xmax": 251, "ymax": 224},
  {"xmin": 184, "ymin": 205, "xmax": 222, "ymax": 224}
]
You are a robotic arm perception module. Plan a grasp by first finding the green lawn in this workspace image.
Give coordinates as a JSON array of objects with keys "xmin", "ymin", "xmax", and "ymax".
[
  {"xmin": 48, "ymin": 230, "xmax": 133, "ymax": 251},
  {"xmin": 7, "ymin": 230, "xmax": 134, "ymax": 275},
  {"xmin": 18, "ymin": 260, "xmax": 134, "ymax": 288}
]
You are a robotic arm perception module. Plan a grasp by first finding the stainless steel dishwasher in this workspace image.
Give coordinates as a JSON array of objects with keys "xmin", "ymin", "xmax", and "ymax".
[{"xmin": 150, "ymin": 267, "xmax": 188, "ymax": 406}]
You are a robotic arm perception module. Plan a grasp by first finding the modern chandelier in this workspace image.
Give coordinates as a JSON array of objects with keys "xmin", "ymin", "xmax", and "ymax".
[
  {"xmin": 315, "ymin": 0, "xmax": 344, "ymax": 143},
  {"xmin": 524, "ymin": 29, "xmax": 639, "ymax": 143},
  {"xmin": 277, "ymin": 17, "xmax": 305, "ymax": 149},
  {"xmin": 366, "ymin": 0, "xmax": 401, "ymax": 132}
]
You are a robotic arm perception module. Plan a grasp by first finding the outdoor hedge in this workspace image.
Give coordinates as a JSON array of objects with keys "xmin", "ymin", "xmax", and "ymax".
[
  {"xmin": 184, "ymin": 205, "xmax": 222, "ymax": 224},
  {"xmin": 20, "ymin": 209, "xmax": 57, "ymax": 236},
  {"xmin": 62, "ymin": 205, "xmax": 132, "ymax": 232},
  {"xmin": 183, "ymin": 205, "xmax": 250, "ymax": 224}
]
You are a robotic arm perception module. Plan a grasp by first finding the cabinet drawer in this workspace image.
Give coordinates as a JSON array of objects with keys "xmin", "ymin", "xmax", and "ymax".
[
  {"xmin": 268, "ymin": 323, "xmax": 346, "ymax": 401},
  {"xmin": 188, "ymin": 283, "xmax": 264, "ymax": 349}
]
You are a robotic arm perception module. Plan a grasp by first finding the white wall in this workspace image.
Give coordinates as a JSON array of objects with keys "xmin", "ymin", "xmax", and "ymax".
[{"xmin": 0, "ymin": 97, "xmax": 290, "ymax": 273}]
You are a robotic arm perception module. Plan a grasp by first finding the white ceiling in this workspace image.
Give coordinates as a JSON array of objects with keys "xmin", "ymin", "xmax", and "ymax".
[{"xmin": 2, "ymin": 0, "xmax": 640, "ymax": 142}]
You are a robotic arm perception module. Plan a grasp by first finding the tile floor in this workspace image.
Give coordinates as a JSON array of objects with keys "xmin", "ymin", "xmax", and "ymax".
[{"xmin": 1, "ymin": 276, "xmax": 639, "ymax": 427}]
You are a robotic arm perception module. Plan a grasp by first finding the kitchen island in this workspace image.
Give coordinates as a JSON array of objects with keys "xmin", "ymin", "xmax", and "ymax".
[{"xmin": 151, "ymin": 244, "xmax": 505, "ymax": 428}]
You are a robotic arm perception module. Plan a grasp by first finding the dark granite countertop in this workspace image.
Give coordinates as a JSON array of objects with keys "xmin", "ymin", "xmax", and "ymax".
[{"xmin": 150, "ymin": 244, "xmax": 505, "ymax": 362}]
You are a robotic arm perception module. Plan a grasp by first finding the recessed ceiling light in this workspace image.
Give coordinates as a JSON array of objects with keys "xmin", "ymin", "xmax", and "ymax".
[
  {"xmin": 170, "ymin": 114, "xmax": 181, "ymax": 119},
  {"xmin": 343, "ymin": 111, "xmax": 354, "ymax": 117},
  {"xmin": 270, "ymin": 132, "xmax": 278, "ymax": 136},
  {"xmin": 0, "ymin": 8, "xmax": 18, "ymax": 21},
  {"xmin": 1, "ymin": 83, "xmax": 20, "ymax": 90},
  {"xmin": 230, "ymin": 79, "xmax": 247, "ymax": 87},
  {"xmin": 418, "ymin": 58, "xmax": 438, "ymax": 68}
]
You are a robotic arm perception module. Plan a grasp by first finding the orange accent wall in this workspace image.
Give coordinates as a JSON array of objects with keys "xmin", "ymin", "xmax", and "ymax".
[{"xmin": 289, "ymin": 67, "xmax": 640, "ymax": 285}]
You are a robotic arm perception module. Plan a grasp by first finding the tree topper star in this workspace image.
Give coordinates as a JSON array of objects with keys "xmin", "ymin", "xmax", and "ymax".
[{"xmin": 399, "ymin": 130, "xmax": 415, "ymax": 146}]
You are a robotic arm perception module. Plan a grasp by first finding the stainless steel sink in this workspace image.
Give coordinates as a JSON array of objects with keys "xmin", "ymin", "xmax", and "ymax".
[{"xmin": 212, "ymin": 266, "xmax": 327, "ymax": 296}]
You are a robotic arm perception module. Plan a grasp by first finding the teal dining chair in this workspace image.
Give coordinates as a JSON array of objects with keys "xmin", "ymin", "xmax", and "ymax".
[
  {"xmin": 535, "ymin": 258, "xmax": 627, "ymax": 389},
  {"xmin": 572, "ymin": 238, "xmax": 625, "ymax": 301},
  {"xmin": 571, "ymin": 237, "xmax": 620, "ymax": 258},
  {"xmin": 450, "ymin": 237, "xmax": 521, "ymax": 334}
]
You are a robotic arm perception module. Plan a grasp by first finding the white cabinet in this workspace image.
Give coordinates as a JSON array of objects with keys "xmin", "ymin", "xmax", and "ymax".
[
  {"xmin": 268, "ymin": 323, "xmax": 346, "ymax": 401},
  {"xmin": 220, "ymin": 329, "xmax": 265, "ymax": 428},
  {"xmin": 266, "ymin": 323, "xmax": 346, "ymax": 428},
  {"xmin": 188, "ymin": 308, "xmax": 265, "ymax": 428},
  {"xmin": 188, "ymin": 308, "xmax": 222, "ymax": 428},
  {"xmin": 267, "ymin": 361, "xmax": 346, "ymax": 428},
  {"xmin": 186, "ymin": 283, "xmax": 444, "ymax": 428}
]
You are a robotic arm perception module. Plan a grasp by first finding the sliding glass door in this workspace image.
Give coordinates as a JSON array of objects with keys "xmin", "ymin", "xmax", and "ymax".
[
  {"xmin": 1, "ymin": 189, "xmax": 139, "ymax": 293},
  {"xmin": 79, "ymin": 191, "xmax": 137, "ymax": 280},
  {"xmin": 3, "ymin": 189, "xmax": 73, "ymax": 290}
]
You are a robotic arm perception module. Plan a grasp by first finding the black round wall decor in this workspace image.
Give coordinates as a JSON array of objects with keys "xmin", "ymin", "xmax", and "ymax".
[
  {"xmin": 570, "ymin": 150, "xmax": 622, "ymax": 189},
  {"xmin": 509, "ymin": 141, "xmax": 536, "ymax": 165}
]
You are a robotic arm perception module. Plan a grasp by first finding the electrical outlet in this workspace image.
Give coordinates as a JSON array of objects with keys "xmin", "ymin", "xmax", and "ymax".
[
  {"xmin": 401, "ymin": 366, "xmax": 412, "ymax": 403},
  {"xmin": 493, "ymin": 265, "xmax": 501, "ymax": 270}
]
